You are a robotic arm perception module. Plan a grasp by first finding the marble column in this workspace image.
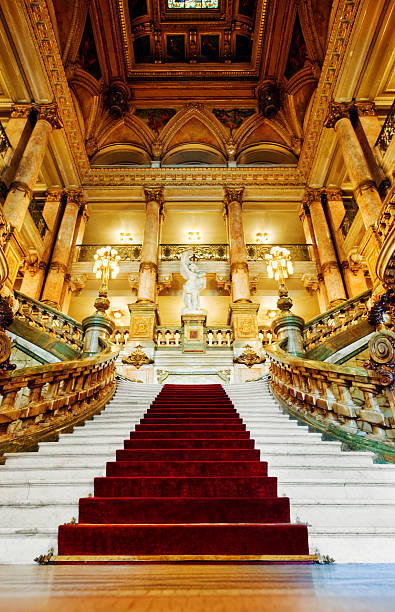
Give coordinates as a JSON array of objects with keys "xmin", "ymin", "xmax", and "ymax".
[
  {"xmin": 354, "ymin": 102, "xmax": 386, "ymax": 193},
  {"xmin": 41, "ymin": 189, "xmax": 83, "ymax": 308},
  {"xmin": 19, "ymin": 188, "xmax": 63, "ymax": 299},
  {"xmin": 324, "ymin": 103, "xmax": 382, "ymax": 230},
  {"xmin": 136, "ymin": 187, "xmax": 164, "ymax": 303},
  {"xmin": 324, "ymin": 188, "xmax": 369, "ymax": 297},
  {"xmin": 223, "ymin": 186, "xmax": 250, "ymax": 303},
  {"xmin": 128, "ymin": 187, "xmax": 163, "ymax": 349},
  {"xmin": 1, "ymin": 104, "xmax": 33, "ymax": 192},
  {"xmin": 224, "ymin": 186, "xmax": 260, "ymax": 350},
  {"xmin": 303, "ymin": 188, "xmax": 346, "ymax": 307},
  {"xmin": 61, "ymin": 204, "xmax": 89, "ymax": 313},
  {"xmin": 3, "ymin": 104, "xmax": 62, "ymax": 232},
  {"xmin": 298, "ymin": 202, "xmax": 328, "ymax": 312}
]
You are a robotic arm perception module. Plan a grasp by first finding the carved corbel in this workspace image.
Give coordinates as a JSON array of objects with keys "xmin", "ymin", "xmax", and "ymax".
[
  {"xmin": 21, "ymin": 248, "xmax": 40, "ymax": 276},
  {"xmin": 128, "ymin": 274, "xmax": 139, "ymax": 294},
  {"xmin": 302, "ymin": 273, "xmax": 320, "ymax": 295},
  {"xmin": 158, "ymin": 273, "xmax": 173, "ymax": 293},
  {"xmin": 348, "ymin": 248, "xmax": 366, "ymax": 275},
  {"xmin": 215, "ymin": 273, "xmax": 231, "ymax": 295}
]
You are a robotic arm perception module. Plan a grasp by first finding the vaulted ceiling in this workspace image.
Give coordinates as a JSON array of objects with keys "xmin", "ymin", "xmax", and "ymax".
[{"xmin": 50, "ymin": 0, "xmax": 332, "ymax": 167}]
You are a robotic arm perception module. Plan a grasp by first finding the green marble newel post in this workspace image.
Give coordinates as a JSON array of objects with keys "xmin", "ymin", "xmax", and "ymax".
[{"xmin": 271, "ymin": 284, "xmax": 305, "ymax": 356}]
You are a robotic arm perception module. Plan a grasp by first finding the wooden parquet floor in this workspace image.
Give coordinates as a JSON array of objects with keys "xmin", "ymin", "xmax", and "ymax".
[{"xmin": 0, "ymin": 564, "xmax": 394, "ymax": 612}]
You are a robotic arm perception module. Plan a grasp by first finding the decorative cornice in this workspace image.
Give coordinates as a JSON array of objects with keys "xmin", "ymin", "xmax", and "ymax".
[
  {"xmin": 10, "ymin": 104, "xmax": 33, "ymax": 119},
  {"xmin": 36, "ymin": 103, "xmax": 63, "ymax": 129},
  {"xmin": 323, "ymin": 102, "xmax": 351, "ymax": 129},
  {"xmin": 143, "ymin": 186, "xmax": 164, "ymax": 207},
  {"xmin": 299, "ymin": 0, "xmax": 361, "ymax": 176}
]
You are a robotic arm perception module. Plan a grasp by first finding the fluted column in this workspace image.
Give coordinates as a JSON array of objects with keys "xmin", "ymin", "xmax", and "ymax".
[
  {"xmin": 324, "ymin": 103, "xmax": 382, "ymax": 230},
  {"xmin": 61, "ymin": 204, "xmax": 89, "ymax": 313},
  {"xmin": 324, "ymin": 188, "xmax": 369, "ymax": 297},
  {"xmin": 223, "ymin": 186, "xmax": 250, "ymax": 303},
  {"xmin": 41, "ymin": 189, "xmax": 84, "ymax": 308},
  {"xmin": 136, "ymin": 187, "xmax": 164, "ymax": 303},
  {"xmin": 19, "ymin": 188, "xmax": 63, "ymax": 299},
  {"xmin": 3, "ymin": 104, "xmax": 62, "ymax": 231},
  {"xmin": 303, "ymin": 188, "xmax": 346, "ymax": 307}
]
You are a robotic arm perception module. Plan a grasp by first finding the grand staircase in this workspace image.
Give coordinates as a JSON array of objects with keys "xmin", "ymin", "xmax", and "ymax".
[{"xmin": 0, "ymin": 378, "xmax": 394, "ymax": 563}]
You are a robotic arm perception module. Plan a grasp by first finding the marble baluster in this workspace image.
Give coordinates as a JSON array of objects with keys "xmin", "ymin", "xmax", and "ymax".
[
  {"xmin": 41, "ymin": 189, "xmax": 83, "ymax": 309},
  {"xmin": 3, "ymin": 104, "xmax": 62, "ymax": 231},
  {"xmin": 303, "ymin": 188, "xmax": 346, "ymax": 307},
  {"xmin": 223, "ymin": 186, "xmax": 250, "ymax": 303}
]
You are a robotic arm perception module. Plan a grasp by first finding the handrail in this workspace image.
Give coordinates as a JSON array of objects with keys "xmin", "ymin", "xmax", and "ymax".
[
  {"xmin": 0, "ymin": 345, "xmax": 119, "ymax": 454},
  {"xmin": 303, "ymin": 290, "xmax": 372, "ymax": 352},
  {"xmin": 12, "ymin": 291, "xmax": 84, "ymax": 353},
  {"xmin": 265, "ymin": 341, "xmax": 395, "ymax": 458},
  {"xmin": 375, "ymin": 98, "xmax": 395, "ymax": 153}
]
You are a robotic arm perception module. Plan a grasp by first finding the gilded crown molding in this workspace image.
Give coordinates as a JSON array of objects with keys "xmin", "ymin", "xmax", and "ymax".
[{"xmin": 36, "ymin": 103, "xmax": 63, "ymax": 129}]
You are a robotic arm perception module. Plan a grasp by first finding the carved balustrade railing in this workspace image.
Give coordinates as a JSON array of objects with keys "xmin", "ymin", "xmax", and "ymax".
[
  {"xmin": 206, "ymin": 327, "xmax": 233, "ymax": 347},
  {"xmin": 0, "ymin": 347, "xmax": 118, "ymax": 452},
  {"xmin": 303, "ymin": 290, "xmax": 372, "ymax": 352},
  {"xmin": 377, "ymin": 198, "xmax": 395, "ymax": 244},
  {"xmin": 111, "ymin": 328, "xmax": 129, "ymax": 346},
  {"xmin": 376, "ymin": 195, "xmax": 395, "ymax": 286},
  {"xmin": 258, "ymin": 327, "xmax": 275, "ymax": 346},
  {"xmin": 13, "ymin": 291, "xmax": 84, "ymax": 352},
  {"xmin": 266, "ymin": 343, "xmax": 395, "ymax": 453},
  {"xmin": 155, "ymin": 326, "xmax": 182, "ymax": 347},
  {"xmin": 77, "ymin": 243, "xmax": 312, "ymax": 263},
  {"xmin": 376, "ymin": 98, "xmax": 395, "ymax": 153}
]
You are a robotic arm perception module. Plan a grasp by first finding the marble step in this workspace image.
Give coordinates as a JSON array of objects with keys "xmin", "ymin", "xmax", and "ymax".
[
  {"xmin": 0, "ymin": 481, "xmax": 94, "ymax": 503},
  {"xmin": 270, "ymin": 465, "xmax": 395, "ymax": 481},
  {"xmin": 278, "ymin": 480, "xmax": 395, "ymax": 500},
  {"xmin": 1, "ymin": 454, "xmax": 114, "ymax": 469},
  {"xmin": 0, "ymin": 466, "xmax": 108, "ymax": 481}
]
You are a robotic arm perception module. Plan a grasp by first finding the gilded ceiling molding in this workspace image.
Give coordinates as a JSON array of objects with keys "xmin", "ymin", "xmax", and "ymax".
[{"xmin": 298, "ymin": 0, "xmax": 361, "ymax": 178}]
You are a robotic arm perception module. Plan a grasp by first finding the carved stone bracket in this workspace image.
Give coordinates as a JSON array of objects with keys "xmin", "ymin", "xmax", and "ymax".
[
  {"xmin": 158, "ymin": 273, "xmax": 173, "ymax": 293},
  {"xmin": 70, "ymin": 274, "xmax": 87, "ymax": 295},
  {"xmin": 215, "ymin": 273, "xmax": 231, "ymax": 295},
  {"xmin": 233, "ymin": 344, "xmax": 266, "ymax": 368},
  {"xmin": 302, "ymin": 273, "xmax": 320, "ymax": 295},
  {"xmin": 122, "ymin": 345, "xmax": 154, "ymax": 368},
  {"xmin": 348, "ymin": 248, "xmax": 366, "ymax": 275},
  {"xmin": 365, "ymin": 331, "xmax": 395, "ymax": 387}
]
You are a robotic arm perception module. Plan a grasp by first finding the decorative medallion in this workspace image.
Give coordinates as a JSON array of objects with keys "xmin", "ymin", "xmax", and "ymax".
[
  {"xmin": 233, "ymin": 344, "xmax": 266, "ymax": 367},
  {"xmin": 122, "ymin": 345, "xmax": 154, "ymax": 368}
]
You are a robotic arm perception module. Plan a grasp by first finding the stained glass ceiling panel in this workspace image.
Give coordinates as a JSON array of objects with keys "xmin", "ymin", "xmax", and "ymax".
[{"xmin": 167, "ymin": 0, "xmax": 219, "ymax": 8}]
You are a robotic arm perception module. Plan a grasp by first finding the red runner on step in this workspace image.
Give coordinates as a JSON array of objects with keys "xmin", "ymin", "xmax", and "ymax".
[{"xmin": 56, "ymin": 384, "xmax": 312, "ymax": 562}]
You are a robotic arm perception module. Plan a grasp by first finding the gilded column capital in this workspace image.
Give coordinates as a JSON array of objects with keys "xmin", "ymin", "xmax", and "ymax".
[
  {"xmin": 354, "ymin": 101, "xmax": 377, "ymax": 117},
  {"xmin": 65, "ymin": 188, "xmax": 85, "ymax": 208},
  {"xmin": 46, "ymin": 188, "xmax": 64, "ymax": 202},
  {"xmin": 224, "ymin": 186, "xmax": 244, "ymax": 208},
  {"xmin": 10, "ymin": 104, "xmax": 33, "ymax": 119},
  {"xmin": 302, "ymin": 187, "xmax": 322, "ymax": 208},
  {"xmin": 143, "ymin": 186, "xmax": 164, "ymax": 206},
  {"xmin": 36, "ymin": 103, "xmax": 63, "ymax": 130},
  {"xmin": 324, "ymin": 102, "xmax": 351, "ymax": 129},
  {"xmin": 324, "ymin": 187, "xmax": 343, "ymax": 201}
]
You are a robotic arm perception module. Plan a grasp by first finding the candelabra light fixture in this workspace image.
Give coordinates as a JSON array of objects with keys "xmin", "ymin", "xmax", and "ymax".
[
  {"xmin": 119, "ymin": 232, "xmax": 133, "ymax": 243},
  {"xmin": 265, "ymin": 246, "xmax": 294, "ymax": 314},
  {"xmin": 93, "ymin": 246, "xmax": 120, "ymax": 314}
]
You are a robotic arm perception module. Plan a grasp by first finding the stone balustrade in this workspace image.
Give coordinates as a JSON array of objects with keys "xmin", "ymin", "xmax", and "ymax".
[
  {"xmin": 13, "ymin": 291, "xmax": 84, "ymax": 352},
  {"xmin": 111, "ymin": 328, "xmax": 129, "ymax": 346},
  {"xmin": 206, "ymin": 327, "xmax": 233, "ymax": 347},
  {"xmin": 266, "ymin": 342, "xmax": 395, "ymax": 449},
  {"xmin": 0, "ymin": 347, "xmax": 118, "ymax": 450},
  {"xmin": 258, "ymin": 328, "xmax": 275, "ymax": 346},
  {"xmin": 155, "ymin": 327, "xmax": 182, "ymax": 347},
  {"xmin": 303, "ymin": 290, "xmax": 372, "ymax": 352},
  {"xmin": 376, "ymin": 196, "xmax": 395, "ymax": 287}
]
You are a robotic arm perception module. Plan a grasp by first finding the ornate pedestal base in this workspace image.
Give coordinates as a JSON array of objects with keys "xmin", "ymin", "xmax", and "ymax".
[
  {"xmin": 181, "ymin": 313, "xmax": 207, "ymax": 353},
  {"xmin": 228, "ymin": 302, "xmax": 260, "ymax": 352},
  {"xmin": 128, "ymin": 302, "xmax": 159, "ymax": 352},
  {"xmin": 82, "ymin": 313, "xmax": 114, "ymax": 356}
]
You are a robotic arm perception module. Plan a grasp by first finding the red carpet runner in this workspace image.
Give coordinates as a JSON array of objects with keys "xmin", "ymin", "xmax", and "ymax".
[{"xmin": 56, "ymin": 384, "xmax": 313, "ymax": 562}]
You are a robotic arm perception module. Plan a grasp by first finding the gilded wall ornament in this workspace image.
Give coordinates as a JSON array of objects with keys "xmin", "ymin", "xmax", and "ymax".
[
  {"xmin": 122, "ymin": 345, "xmax": 154, "ymax": 368},
  {"xmin": 233, "ymin": 345, "xmax": 266, "ymax": 368}
]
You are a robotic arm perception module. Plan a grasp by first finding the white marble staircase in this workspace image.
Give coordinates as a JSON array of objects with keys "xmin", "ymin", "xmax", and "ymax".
[
  {"xmin": 224, "ymin": 379, "xmax": 395, "ymax": 563},
  {"xmin": 0, "ymin": 380, "xmax": 161, "ymax": 563}
]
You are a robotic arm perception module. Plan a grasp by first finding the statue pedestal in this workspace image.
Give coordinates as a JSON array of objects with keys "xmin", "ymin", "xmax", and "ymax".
[
  {"xmin": 127, "ymin": 302, "xmax": 159, "ymax": 357},
  {"xmin": 228, "ymin": 302, "xmax": 260, "ymax": 352},
  {"xmin": 181, "ymin": 313, "xmax": 207, "ymax": 353}
]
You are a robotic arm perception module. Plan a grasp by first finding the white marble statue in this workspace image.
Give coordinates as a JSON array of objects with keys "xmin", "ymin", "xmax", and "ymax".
[{"xmin": 180, "ymin": 250, "xmax": 206, "ymax": 314}]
